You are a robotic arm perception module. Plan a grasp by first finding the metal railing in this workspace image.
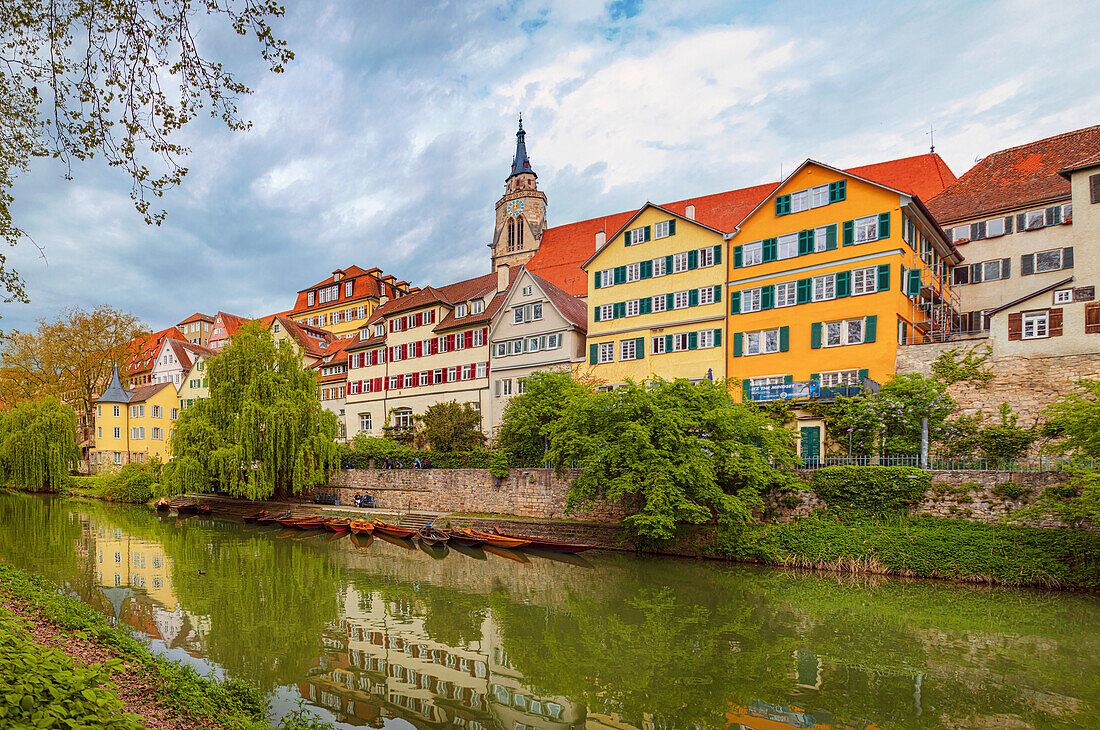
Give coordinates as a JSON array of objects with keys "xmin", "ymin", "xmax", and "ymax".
[{"xmin": 794, "ymin": 456, "xmax": 1096, "ymax": 472}]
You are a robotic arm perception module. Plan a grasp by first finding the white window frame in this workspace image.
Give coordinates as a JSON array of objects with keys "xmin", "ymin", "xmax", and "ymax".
[
  {"xmin": 809, "ymin": 184, "xmax": 829, "ymax": 208},
  {"xmin": 812, "ymin": 273, "xmax": 836, "ymax": 302},
  {"xmin": 599, "ymin": 304, "xmax": 613, "ymax": 320},
  {"xmin": 651, "ymin": 336, "xmax": 667, "ymax": 354},
  {"xmin": 813, "ymin": 226, "xmax": 829, "ymax": 252},
  {"xmin": 671, "ymin": 333, "xmax": 689, "ymax": 352},
  {"xmin": 651, "ymin": 256, "xmax": 667, "ymax": 277},
  {"xmin": 982, "ymin": 260, "xmax": 1003, "ymax": 282},
  {"xmin": 1053, "ymin": 289, "xmax": 1073, "ymax": 305},
  {"xmin": 742, "ymin": 241, "xmax": 763, "ymax": 266},
  {"xmin": 698, "ymin": 287, "xmax": 715, "ymax": 305},
  {"xmin": 626, "ymin": 299, "xmax": 640, "ymax": 317},
  {"xmin": 698, "ymin": 330, "xmax": 715, "ymax": 348},
  {"xmin": 599, "ymin": 268, "xmax": 614, "ymax": 286},
  {"xmin": 698, "ymin": 247, "xmax": 715, "ymax": 267},
  {"xmin": 620, "ymin": 339, "xmax": 637, "ymax": 361},
  {"xmin": 597, "ymin": 342, "xmax": 614, "ymax": 364},
  {"xmin": 823, "ymin": 318, "xmax": 865, "ymax": 347},
  {"xmin": 471, "ymin": 299, "xmax": 484, "ymax": 315},
  {"xmin": 820, "ymin": 370, "xmax": 860, "ymax": 387},
  {"xmin": 654, "ymin": 220, "xmax": 671, "ymax": 239},
  {"xmin": 854, "ymin": 215, "xmax": 878, "ymax": 243},
  {"xmin": 625, "ymin": 263, "xmax": 641, "ymax": 282},
  {"xmin": 776, "ymin": 281, "xmax": 797, "ymax": 307},
  {"xmin": 673, "ymin": 291, "xmax": 690, "ymax": 309},
  {"xmin": 852, "ymin": 267, "xmax": 877, "ymax": 296},
  {"xmin": 651, "ymin": 295, "xmax": 667, "ymax": 313},
  {"xmin": 777, "ymin": 233, "xmax": 798, "ymax": 260},
  {"xmin": 456, "ymin": 303, "xmax": 468, "ymax": 318},
  {"xmin": 1026, "ymin": 209, "xmax": 1045, "ymax": 230},
  {"xmin": 986, "ymin": 217, "xmax": 1005, "ymax": 237},
  {"xmin": 790, "ymin": 189, "xmax": 810, "ymax": 213},
  {"xmin": 672, "ymin": 252, "xmax": 689, "ymax": 273},
  {"xmin": 628, "ymin": 228, "xmax": 646, "ymax": 245},
  {"xmin": 1022, "ymin": 311, "xmax": 1048, "ymax": 339},
  {"xmin": 745, "ymin": 328, "xmax": 780, "ymax": 356},
  {"xmin": 742, "ymin": 287, "xmax": 762, "ymax": 313}
]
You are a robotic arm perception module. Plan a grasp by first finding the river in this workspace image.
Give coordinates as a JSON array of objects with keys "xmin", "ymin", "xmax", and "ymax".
[{"xmin": 1, "ymin": 491, "xmax": 1097, "ymax": 729}]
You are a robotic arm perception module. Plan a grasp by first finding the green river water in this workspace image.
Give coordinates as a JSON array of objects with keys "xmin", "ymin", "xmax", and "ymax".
[{"xmin": 1, "ymin": 491, "xmax": 1098, "ymax": 730}]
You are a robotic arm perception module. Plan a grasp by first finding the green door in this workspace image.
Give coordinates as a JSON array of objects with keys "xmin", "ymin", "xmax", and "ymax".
[{"xmin": 800, "ymin": 426, "xmax": 821, "ymax": 466}]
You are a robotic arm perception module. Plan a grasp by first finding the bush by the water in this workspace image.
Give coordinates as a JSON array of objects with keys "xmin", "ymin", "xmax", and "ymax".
[
  {"xmin": 62, "ymin": 463, "xmax": 157, "ymax": 503},
  {"xmin": 724, "ymin": 513, "xmax": 1100, "ymax": 588},
  {"xmin": 811, "ymin": 465, "xmax": 930, "ymax": 517}
]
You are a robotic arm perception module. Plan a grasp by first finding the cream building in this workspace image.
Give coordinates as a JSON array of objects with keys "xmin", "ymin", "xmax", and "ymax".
[
  {"xmin": 487, "ymin": 267, "xmax": 587, "ymax": 435},
  {"xmin": 176, "ymin": 354, "xmax": 211, "ymax": 410},
  {"xmin": 344, "ymin": 271, "xmax": 511, "ymax": 439}
]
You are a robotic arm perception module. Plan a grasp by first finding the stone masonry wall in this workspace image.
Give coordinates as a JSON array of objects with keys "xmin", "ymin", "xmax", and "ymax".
[{"xmin": 328, "ymin": 468, "xmax": 628, "ymax": 522}]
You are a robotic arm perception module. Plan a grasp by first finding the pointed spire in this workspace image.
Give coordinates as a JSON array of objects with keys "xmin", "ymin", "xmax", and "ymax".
[
  {"xmin": 508, "ymin": 115, "xmax": 536, "ymax": 180},
  {"xmin": 97, "ymin": 365, "xmax": 133, "ymax": 404}
]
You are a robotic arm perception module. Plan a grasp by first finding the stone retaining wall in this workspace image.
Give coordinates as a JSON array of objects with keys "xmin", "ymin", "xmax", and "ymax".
[{"xmin": 329, "ymin": 468, "xmax": 627, "ymax": 522}]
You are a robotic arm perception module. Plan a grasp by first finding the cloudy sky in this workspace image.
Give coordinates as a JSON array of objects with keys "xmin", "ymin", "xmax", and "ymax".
[{"xmin": 5, "ymin": 0, "xmax": 1099, "ymax": 333}]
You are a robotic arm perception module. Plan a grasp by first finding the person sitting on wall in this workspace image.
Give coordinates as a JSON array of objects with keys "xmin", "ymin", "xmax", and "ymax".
[
  {"xmin": 395, "ymin": 460, "xmax": 404, "ymax": 469},
  {"xmin": 382, "ymin": 457, "xmax": 392, "ymax": 469},
  {"xmin": 414, "ymin": 456, "xmax": 422, "ymax": 469},
  {"xmin": 423, "ymin": 456, "xmax": 432, "ymax": 469}
]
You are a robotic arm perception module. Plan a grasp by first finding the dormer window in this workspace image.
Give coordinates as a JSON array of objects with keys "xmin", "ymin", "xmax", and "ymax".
[
  {"xmin": 345, "ymin": 281, "xmax": 353, "ymax": 298},
  {"xmin": 456, "ymin": 303, "xmax": 468, "ymax": 318},
  {"xmin": 375, "ymin": 324, "xmax": 385, "ymax": 337},
  {"xmin": 307, "ymin": 291, "xmax": 315, "ymax": 306},
  {"xmin": 471, "ymin": 300, "xmax": 483, "ymax": 315},
  {"xmin": 334, "ymin": 272, "xmax": 342, "ymax": 282}
]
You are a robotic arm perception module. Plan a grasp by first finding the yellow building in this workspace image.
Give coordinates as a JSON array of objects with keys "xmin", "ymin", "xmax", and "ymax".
[
  {"xmin": 725, "ymin": 160, "xmax": 962, "ymax": 455},
  {"xmin": 582, "ymin": 204, "xmax": 727, "ymax": 384},
  {"xmin": 289, "ymin": 266, "xmax": 414, "ymax": 338},
  {"xmin": 176, "ymin": 356, "xmax": 210, "ymax": 410},
  {"xmin": 92, "ymin": 367, "xmax": 179, "ymax": 468}
]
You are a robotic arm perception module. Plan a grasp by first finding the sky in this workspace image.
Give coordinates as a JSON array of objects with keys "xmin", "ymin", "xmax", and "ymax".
[{"xmin": 5, "ymin": 0, "xmax": 1099, "ymax": 333}]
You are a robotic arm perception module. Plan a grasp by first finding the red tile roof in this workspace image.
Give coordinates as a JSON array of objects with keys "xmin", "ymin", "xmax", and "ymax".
[
  {"xmin": 527, "ymin": 153, "xmax": 956, "ymax": 296},
  {"xmin": 927, "ymin": 125, "xmax": 1100, "ymax": 223},
  {"xmin": 273, "ymin": 316, "xmax": 338, "ymax": 358},
  {"xmin": 177, "ymin": 312, "xmax": 214, "ymax": 326},
  {"xmin": 528, "ymin": 269, "xmax": 586, "ymax": 330},
  {"xmin": 127, "ymin": 382, "xmax": 174, "ymax": 404},
  {"xmin": 289, "ymin": 265, "xmax": 411, "ymax": 315},
  {"xmin": 163, "ymin": 339, "xmax": 214, "ymax": 374},
  {"xmin": 124, "ymin": 327, "xmax": 185, "ymax": 376}
]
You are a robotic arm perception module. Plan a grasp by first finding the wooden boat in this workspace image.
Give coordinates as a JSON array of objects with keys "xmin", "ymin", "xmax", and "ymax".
[
  {"xmin": 491, "ymin": 527, "xmax": 596, "ymax": 553},
  {"xmin": 256, "ymin": 511, "xmax": 292, "ymax": 525},
  {"xmin": 277, "ymin": 516, "xmax": 326, "ymax": 529},
  {"xmin": 349, "ymin": 520, "xmax": 375, "ymax": 536},
  {"xmin": 371, "ymin": 519, "xmax": 417, "ymax": 539},
  {"xmin": 417, "ymin": 525, "xmax": 449, "ymax": 546},
  {"xmin": 456, "ymin": 528, "xmax": 529, "ymax": 549},
  {"xmin": 443, "ymin": 529, "xmax": 485, "ymax": 547},
  {"xmin": 242, "ymin": 510, "xmax": 268, "ymax": 523},
  {"xmin": 176, "ymin": 502, "xmax": 202, "ymax": 514},
  {"xmin": 153, "ymin": 499, "xmax": 171, "ymax": 511},
  {"xmin": 323, "ymin": 518, "xmax": 351, "ymax": 533},
  {"xmin": 195, "ymin": 505, "xmax": 212, "ymax": 516}
]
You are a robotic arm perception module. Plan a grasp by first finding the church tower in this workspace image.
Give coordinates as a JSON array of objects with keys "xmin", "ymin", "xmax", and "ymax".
[{"xmin": 491, "ymin": 117, "xmax": 547, "ymax": 273}]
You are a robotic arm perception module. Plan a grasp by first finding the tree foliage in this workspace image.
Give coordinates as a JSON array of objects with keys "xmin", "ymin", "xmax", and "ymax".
[
  {"xmin": 496, "ymin": 370, "xmax": 591, "ymax": 465},
  {"xmin": 0, "ymin": 0, "xmax": 293, "ymax": 304},
  {"xmin": 169, "ymin": 321, "xmax": 338, "ymax": 499},
  {"xmin": 0, "ymin": 396, "xmax": 78, "ymax": 491},
  {"xmin": 0, "ymin": 305, "xmax": 147, "ymax": 440},
  {"xmin": 418, "ymin": 400, "xmax": 485, "ymax": 452},
  {"xmin": 1042, "ymin": 379, "xmax": 1100, "ymax": 459},
  {"xmin": 545, "ymin": 378, "xmax": 797, "ymax": 544}
]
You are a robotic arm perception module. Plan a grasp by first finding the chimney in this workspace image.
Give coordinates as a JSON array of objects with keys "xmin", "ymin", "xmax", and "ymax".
[
  {"xmin": 595, "ymin": 230, "xmax": 606, "ymax": 247},
  {"xmin": 685, "ymin": 205, "xmax": 695, "ymax": 220},
  {"xmin": 497, "ymin": 264, "xmax": 510, "ymax": 293}
]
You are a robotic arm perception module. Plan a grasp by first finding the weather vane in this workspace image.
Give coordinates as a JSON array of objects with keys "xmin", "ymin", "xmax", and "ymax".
[{"xmin": 926, "ymin": 123, "xmax": 935, "ymax": 154}]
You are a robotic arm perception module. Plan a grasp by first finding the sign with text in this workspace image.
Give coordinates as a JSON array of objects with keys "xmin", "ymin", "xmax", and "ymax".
[{"xmin": 749, "ymin": 381, "xmax": 820, "ymax": 402}]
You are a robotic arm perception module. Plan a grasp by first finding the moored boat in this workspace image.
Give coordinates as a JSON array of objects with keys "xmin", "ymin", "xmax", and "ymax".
[
  {"xmin": 277, "ymin": 516, "xmax": 326, "ymax": 529},
  {"xmin": 324, "ymin": 518, "xmax": 351, "ymax": 533},
  {"xmin": 444, "ymin": 529, "xmax": 485, "ymax": 547},
  {"xmin": 491, "ymin": 527, "xmax": 596, "ymax": 553},
  {"xmin": 371, "ymin": 519, "xmax": 417, "ymax": 539},
  {"xmin": 176, "ymin": 503, "xmax": 201, "ymax": 514},
  {"xmin": 243, "ymin": 510, "xmax": 268, "ymax": 523},
  {"xmin": 349, "ymin": 520, "xmax": 375, "ymax": 536},
  {"xmin": 457, "ymin": 528, "xmax": 529, "ymax": 549},
  {"xmin": 154, "ymin": 499, "xmax": 171, "ymax": 511},
  {"xmin": 256, "ymin": 511, "xmax": 291, "ymax": 525},
  {"xmin": 417, "ymin": 525, "xmax": 450, "ymax": 546}
]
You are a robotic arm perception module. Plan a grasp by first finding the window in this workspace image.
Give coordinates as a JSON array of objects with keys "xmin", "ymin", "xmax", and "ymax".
[
  {"xmin": 777, "ymin": 233, "xmax": 798, "ymax": 259},
  {"xmin": 652, "ymin": 336, "xmax": 667, "ymax": 354},
  {"xmin": 698, "ymin": 287, "xmax": 715, "ymax": 305},
  {"xmin": 654, "ymin": 220, "xmax": 672, "ymax": 238},
  {"xmin": 743, "ymin": 285, "xmax": 761, "ymax": 312},
  {"xmin": 1035, "ymin": 249, "xmax": 1063, "ymax": 273},
  {"xmin": 824, "ymin": 318, "xmax": 864, "ymax": 347},
  {"xmin": 790, "ymin": 189, "xmax": 810, "ymax": 213},
  {"xmin": 625, "ymin": 263, "xmax": 641, "ymax": 282},
  {"xmin": 651, "ymin": 295, "xmax": 667, "ymax": 313},
  {"xmin": 129, "ymin": 404, "xmax": 145, "ymax": 418},
  {"xmin": 307, "ymin": 291, "xmax": 315, "ymax": 306},
  {"xmin": 522, "ymin": 285, "xmax": 532, "ymax": 296},
  {"xmin": 698, "ymin": 330, "xmax": 715, "ymax": 348},
  {"xmin": 599, "ymin": 304, "xmax": 613, "ymax": 320},
  {"xmin": 620, "ymin": 339, "xmax": 637, "ymax": 361},
  {"xmin": 96, "ymin": 405, "xmax": 101, "ymax": 417},
  {"xmin": 151, "ymin": 405, "xmax": 161, "ymax": 418},
  {"xmin": 170, "ymin": 408, "xmax": 178, "ymax": 420},
  {"xmin": 599, "ymin": 268, "xmax": 614, "ymax": 287},
  {"xmin": 651, "ymin": 256, "xmax": 667, "ymax": 276},
  {"xmin": 986, "ymin": 217, "xmax": 1006, "ymax": 237},
  {"xmin": 113, "ymin": 405, "xmax": 120, "ymax": 417},
  {"xmin": 1023, "ymin": 311, "xmax": 1048, "ymax": 339},
  {"xmin": 1053, "ymin": 289, "xmax": 1073, "ymax": 305},
  {"xmin": 810, "ymin": 184, "xmax": 830, "ymax": 208},
  {"xmin": 852, "ymin": 267, "xmax": 877, "ymax": 295},
  {"xmin": 982, "ymin": 260, "xmax": 1004, "ymax": 282},
  {"xmin": 745, "ymin": 328, "xmax": 781, "ymax": 355},
  {"xmin": 821, "ymin": 370, "xmax": 860, "ymax": 387},
  {"xmin": 626, "ymin": 299, "xmax": 640, "ymax": 317},
  {"xmin": 113, "ymin": 427, "xmax": 120, "ymax": 439},
  {"xmin": 393, "ymin": 409, "xmax": 413, "ymax": 427},
  {"xmin": 517, "ymin": 378, "xmax": 527, "ymax": 394},
  {"xmin": 854, "ymin": 215, "xmax": 878, "ymax": 243},
  {"xmin": 471, "ymin": 299, "xmax": 484, "ymax": 315},
  {"xmin": 813, "ymin": 226, "xmax": 829, "ymax": 252},
  {"xmin": 776, "ymin": 281, "xmax": 797, "ymax": 307},
  {"xmin": 672, "ymin": 252, "xmax": 689, "ymax": 273},
  {"xmin": 97, "ymin": 427, "xmax": 101, "ymax": 438},
  {"xmin": 476, "ymin": 362, "xmax": 487, "ymax": 378},
  {"xmin": 627, "ymin": 227, "xmax": 646, "ymax": 245},
  {"xmin": 1025, "ymin": 209, "xmax": 1045, "ymax": 230},
  {"xmin": 698, "ymin": 247, "xmax": 714, "ymax": 267},
  {"xmin": 951, "ymin": 225, "xmax": 970, "ymax": 243},
  {"xmin": 502, "ymin": 379, "xmax": 513, "ymax": 396},
  {"xmin": 671, "ymin": 333, "xmax": 689, "ymax": 351},
  {"xmin": 673, "ymin": 291, "xmax": 690, "ymax": 309},
  {"xmin": 456, "ymin": 303, "xmax": 468, "ymax": 318},
  {"xmin": 152, "ymin": 427, "xmax": 162, "ymax": 440},
  {"xmin": 345, "ymin": 281, "xmax": 353, "ymax": 297},
  {"xmin": 742, "ymin": 241, "xmax": 763, "ymax": 266},
  {"xmin": 598, "ymin": 342, "xmax": 614, "ymax": 363},
  {"xmin": 812, "ymin": 273, "xmax": 836, "ymax": 301}
]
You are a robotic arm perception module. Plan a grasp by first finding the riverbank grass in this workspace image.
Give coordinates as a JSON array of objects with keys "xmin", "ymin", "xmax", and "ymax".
[{"xmin": 0, "ymin": 561, "xmax": 332, "ymax": 729}]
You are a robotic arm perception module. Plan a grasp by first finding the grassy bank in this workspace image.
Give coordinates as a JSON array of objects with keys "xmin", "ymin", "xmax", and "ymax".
[
  {"xmin": 727, "ymin": 514, "xmax": 1100, "ymax": 589},
  {"xmin": 0, "ymin": 561, "xmax": 331, "ymax": 729}
]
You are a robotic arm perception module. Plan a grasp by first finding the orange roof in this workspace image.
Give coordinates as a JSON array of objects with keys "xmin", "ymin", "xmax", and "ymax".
[
  {"xmin": 273, "ymin": 315, "xmax": 338, "ymax": 357},
  {"xmin": 527, "ymin": 153, "xmax": 955, "ymax": 296},
  {"xmin": 176, "ymin": 312, "xmax": 214, "ymax": 326},
  {"xmin": 928, "ymin": 125, "xmax": 1100, "ymax": 223},
  {"xmin": 527, "ymin": 269, "xmax": 586, "ymax": 330},
  {"xmin": 289, "ymin": 265, "xmax": 411, "ymax": 316},
  {"xmin": 124, "ymin": 327, "xmax": 185, "ymax": 375}
]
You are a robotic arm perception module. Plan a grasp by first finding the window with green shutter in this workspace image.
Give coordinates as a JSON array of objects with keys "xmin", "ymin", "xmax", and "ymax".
[
  {"xmin": 762, "ymin": 238, "xmax": 777, "ymax": 262},
  {"xmin": 730, "ymin": 292, "xmax": 740, "ymax": 314},
  {"xmin": 761, "ymin": 285, "xmax": 774, "ymax": 310},
  {"xmin": 775, "ymin": 195, "xmax": 791, "ymax": 215},
  {"xmin": 665, "ymin": 255, "xmax": 673, "ymax": 273},
  {"xmin": 825, "ymin": 223, "xmax": 838, "ymax": 250},
  {"xmin": 864, "ymin": 315, "xmax": 877, "ymax": 343},
  {"xmin": 842, "ymin": 220, "xmax": 854, "ymax": 246},
  {"xmin": 877, "ymin": 264, "xmax": 890, "ymax": 292},
  {"xmin": 810, "ymin": 322, "xmax": 822, "ymax": 349},
  {"xmin": 640, "ymin": 297, "xmax": 652, "ymax": 315},
  {"xmin": 810, "ymin": 372, "xmax": 820, "ymax": 382},
  {"xmin": 594, "ymin": 271, "xmax": 602, "ymax": 289},
  {"xmin": 878, "ymin": 212, "xmax": 890, "ymax": 239},
  {"xmin": 667, "ymin": 219, "xmax": 676, "ymax": 236},
  {"xmin": 779, "ymin": 326, "xmax": 789, "ymax": 352},
  {"xmin": 713, "ymin": 329, "xmax": 722, "ymax": 347},
  {"xmin": 665, "ymin": 334, "xmax": 673, "ymax": 353},
  {"xmin": 797, "ymin": 278, "xmax": 811, "ymax": 304},
  {"xmin": 589, "ymin": 344, "xmax": 598, "ymax": 364},
  {"xmin": 713, "ymin": 244, "xmax": 722, "ymax": 264},
  {"xmin": 798, "ymin": 230, "xmax": 813, "ymax": 256},
  {"xmin": 614, "ymin": 266, "xmax": 625, "ymax": 284},
  {"xmin": 688, "ymin": 332, "xmax": 698, "ymax": 349},
  {"xmin": 783, "ymin": 374, "xmax": 794, "ymax": 385},
  {"xmin": 713, "ymin": 285, "xmax": 722, "ymax": 303},
  {"xmin": 857, "ymin": 368, "xmax": 869, "ymax": 383},
  {"xmin": 635, "ymin": 337, "xmax": 645, "ymax": 358},
  {"xmin": 733, "ymin": 245, "xmax": 743, "ymax": 268},
  {"xmin": 828, "ymin": 180, "xmax": 846, "ymax": 202},
  {"xmin": 687, "ymin": 249, "xmax": 698, "ymax": 270},
  {"xmin": 613, "ymin": 302, "xmax": 625, "ymax": 319},
  {"xmin": 689, "ymin": 288, "xmax": 699, "ymax": 307},
  {"xmin": 907, "ymin": 268, "xmax": 922, "ymax": 295},
  {"xmin": 593, "ymin": 307, "xmax": 601, "ymax": 322},
  {"xmin": 733, "ymin": 332, "xmax": 743, "ymax": 356},
  {"xmin": 640, "ymin": 260, "xmax": 653, "ymax": 279},
  {"xmin": 666, "ymin": 293, "xmax": 674, "ymax": 311},
  {"xmin": 836, "ymin": 270, "xmax": 851, "ymax": 298},
  {"xmin": 742, "ymin": 379, "xmax": 751, "ymax": 400}
]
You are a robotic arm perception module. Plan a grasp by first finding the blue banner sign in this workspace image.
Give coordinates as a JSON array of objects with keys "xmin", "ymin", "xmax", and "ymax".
[{"xmin": 749, "ymin": 381, "xmax": 820, "ymax": 402}]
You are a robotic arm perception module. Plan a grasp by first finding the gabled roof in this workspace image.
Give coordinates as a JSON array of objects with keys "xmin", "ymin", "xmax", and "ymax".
[
  {"xmin": 433, "ymin": 270, "xmax": 520, "ymax": 332},
  {"xmin": 583, "ymin": 202, "xmax": 725, "ymax": 269},
  {"xmin": 210, "ymin": 312, "xmax": 246, "ymax": 341},
  {"xmin": 177, "ymin": 312, "xmax": 214, "ymax": 326},
  {"xmin": 526, "ymin": 153, "xmax": 955, "ymax": 297},
  {"xmin": 273, "ymin": 316, "xmax": 337, "ymax": 357},
  {"xmin": 986, "ymin": 276, "xmax": 1074, "ymax": 316},
  {"xmin": 314, "ymin": 337, "xmax": 355, "ymax": 381},
  {"xmin": 1059, "ymin": 149, "xmax": 1100, "ymax": 178},
  {"xmin": 97, "ymin": 367, "xmax": 133, "ymax": 404},
  {"xmin": 928, "ymin": 125, "xmax": 1100, "ymax": 223},
  {"xmin": 124, "ymin": 327, "xmax": 185, "ymax": 376},
  {"xmin": 158, "ymin": 339, "xmax": 214, "ymax": 374},
  {"xmin": 528, "ymin": 270, "xmax": 587, "ymax": 331},
  {"xmin": 128, "ymin": 383, "xmax": 174, "ymax": 404},
  {"xmin": 289, "ymin": 265, "xmax": 411, "ymax": 315}
]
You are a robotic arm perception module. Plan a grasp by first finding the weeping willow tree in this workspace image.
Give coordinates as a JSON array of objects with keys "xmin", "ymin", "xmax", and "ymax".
[
  {"xmin": 169, "ymin": 321, "xmax": 339, "ymax": 499},
  {"xmin": 0, "ymin": 397, "xmax": 79, "ymax": 491}
]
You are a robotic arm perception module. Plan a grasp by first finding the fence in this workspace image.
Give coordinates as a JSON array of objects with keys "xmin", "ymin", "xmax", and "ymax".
[{"xmin": 793, "ymin": 456, "xmax": 1097, "ymax": 472}]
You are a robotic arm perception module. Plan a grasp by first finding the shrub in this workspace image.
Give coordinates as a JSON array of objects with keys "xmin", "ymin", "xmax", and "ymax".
[
  {"xmin": 490, "ymin": 450, "xmax": 509, "ymax": 479},
  {"xmin": 101, "ymin": 463, "xmax": 154, "ymax": 503},
  {"xmin": 340, "ymin": 436, "xmax": 493, "ymax": 470},
  {"xmin": 811, "ymin": 466, "xmax": 930, "ymax": 518},
  {"xmin": 992, "ymin": 481, "xmax": 1032, "ymax": 501}
]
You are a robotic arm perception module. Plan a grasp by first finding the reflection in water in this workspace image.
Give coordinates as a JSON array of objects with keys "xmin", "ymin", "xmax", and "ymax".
[{"xmin": 1, "ymin": 491, "xmax": 1098, "ymax": 730}]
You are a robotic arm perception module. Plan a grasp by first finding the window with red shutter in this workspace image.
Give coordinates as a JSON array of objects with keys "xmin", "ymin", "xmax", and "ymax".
[
  {"xmin": 415, "ymin": 341, "xmax": 422, "ymax": 357},
  {"xmin": 1087, "ymin": 303, "xmax": 1100, "ymax": 334},
  {"xmin": 440, "ymin": 368, "xmax": 448, "ymax": 383},
  {"xmin": 447, "ymin": 334, "xmax": 455, "ymax": 350},
  {"xmin": 388, "ymin": 320, "xmax": 394, "ymax": 332},
  {"xmin": 465, "ymin": 330, "xmax": 473, "ymax": 348},
  {"xmin": 481, "ymin": 326, "xmax": 488, "ymax": 343},
  {"xmin": 415, "ymin": 312, "xmax": 422, "ymax": 327},
  {"xmin": 1007, "ymin": 312, "xmax": 1022, "ymax": 340},
  {"xmin": 1049, "ymin": 307, "xmax": 1063, "ymax": 337},
  {"xmin": 411, "ymin": 372, "xmax": 419, "ymax": 387}
]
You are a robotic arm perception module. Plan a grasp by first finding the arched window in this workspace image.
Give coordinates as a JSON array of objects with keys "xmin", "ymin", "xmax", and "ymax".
[
  {"xmin": 506, "ymin": 216, "xmax": 515, "ymax": 252},
  {"xmin": 512, "ymin": 216, "xmax": 523, "ymax": 250}
]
